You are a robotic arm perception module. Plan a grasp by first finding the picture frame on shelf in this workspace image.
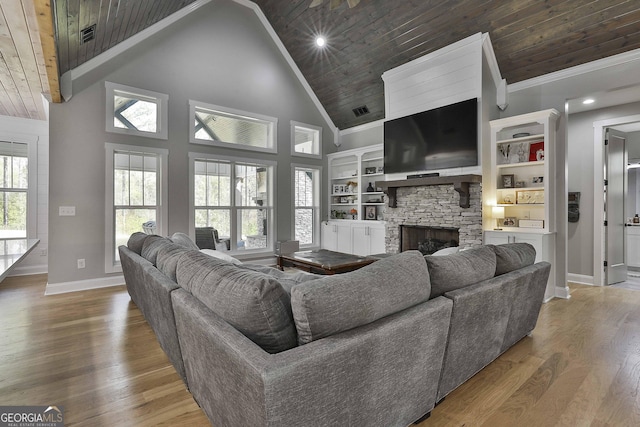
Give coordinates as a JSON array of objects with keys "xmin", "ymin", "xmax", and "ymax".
[
  {"xmin": 501, "ymin": 174, "xmax": 515, "ymax": 188},
  {"xmin": 529, "ymin": 141, "xmax": 544, "ymax": 161},
  {"xmin": 532, "ymin": 176, "xmax": 544, "ymax": 185},
  {"xmin": 377, "ymin": 166, "xmax": 384, "ymax": 173},
  {"xmin": 365, "ymin": 206, "xmax": 377, "ymax": 220},
  {"xmin": 332, "ymin": 184, "xmax": 344, "ymax": 194},
  {"xmin": 364, "ymin": 166, "xmax": 377, "ymax": 175},
  {"xmin": 500, "ymin": 217, "xmax": 517, "ymax": 227}
]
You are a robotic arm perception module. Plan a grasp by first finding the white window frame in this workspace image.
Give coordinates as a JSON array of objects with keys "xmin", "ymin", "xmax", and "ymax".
[
  {"xmin": 292, "ymin": 164, "xmax": 321, "ymax": 248},
  {"xmin": 105, "ymin": 82, "xmax": 169, "ymax": 140},
  {"xmin": 189, "ymin": 100, "xmax": 278, "ymax": 154},
  {"xmin": 0, "ymin": 134, "xmax": 37, "ymax": 240},
  {"xmin": 291, "ymin": 121, "xmax": 322, "ymax": 159},
  {"xmin": 189, "ymin": 152, "xmax": 276, "ymax": 256},
  {"xmin": 104, "ymin": 143, "xmax": 168, "ymax": 273}
]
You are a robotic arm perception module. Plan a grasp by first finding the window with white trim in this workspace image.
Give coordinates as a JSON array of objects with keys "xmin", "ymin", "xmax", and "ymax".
[
  {"xmin": 189, "ymin": 100, "xmax": 277, "ymax": 153},
  {"xmin": 293, "ymin": 165, "xmax": 320, "ymax": 247},
  {"xmin": 105, "ymin": 144, "xmax": 168, "ymax": 272},
  {"xmin": 191, "ymin": 153, "xmax": 275, "ymax": 253},
  {"xmin": 291, "ymin": 121, "xmax": 322, "ymax": 159},
  {"xmin": 0, "ymin": 141, "xmax": 29, "ymax": 238},
  {"xmin": 105, "ymin": 82, "xmax": 168, "ymax": 139}
]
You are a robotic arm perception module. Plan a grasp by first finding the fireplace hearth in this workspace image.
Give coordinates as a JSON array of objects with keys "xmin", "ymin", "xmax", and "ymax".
[{"xmin": 400, "ymin": 225, "xmax": 459, "ymax": 255}]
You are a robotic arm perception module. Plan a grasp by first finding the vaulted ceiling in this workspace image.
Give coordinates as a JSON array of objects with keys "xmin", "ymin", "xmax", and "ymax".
[{"xmin": 4, "ymin": 0, "xmax": 640, "ymax": 128}]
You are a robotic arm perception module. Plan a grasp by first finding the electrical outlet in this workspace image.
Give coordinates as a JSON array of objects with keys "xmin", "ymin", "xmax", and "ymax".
[
  {"xmin": 77, "ymin": 258, "xmax": 85, "ymax": 269},
  {"xmin": 59, "ymin": 206, "xmax": 76, "ymax": 216}
]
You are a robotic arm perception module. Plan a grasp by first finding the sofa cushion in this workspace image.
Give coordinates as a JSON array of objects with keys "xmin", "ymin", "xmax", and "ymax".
[
  {"xmin": 170, "ymin": 232, "xmax": 200, "ymax": 251},
  {"xmin": 176, "ymin": 251, "xmax": 296, "ymax": 353},
  {"xmin": 491, "ymin": 243, "xmax": 536, "ymax": 276},
  {"xmin": 425, "ymin": 245, "xmax": 496, "ymax": 298},
  {"xmin": 141, "ymin": 235, "xmax": 174, "ymax": 266},
  {"xmin": 290, "ymin": 250, "xmax": 431, "ymax": 345},
  {"xmin": 238, "ymin": 263, "xmax": 322, "ymax": 294},
  {"xmin": 157, "ymin": 244, "xmax": 192, "ymax": 282},
  {"xmin": 127, "ymin": 232, "xmax": 149, "ymax": 255}
]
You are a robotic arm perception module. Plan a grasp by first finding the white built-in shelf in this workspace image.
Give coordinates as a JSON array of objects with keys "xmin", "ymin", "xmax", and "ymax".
[
  {"xmin": 497, "ymin": 160, "xmax": 544, "ymax": 169},
  {"xmin": 496, "ymin": 133, "xmax": 545, "ymax": 144}
]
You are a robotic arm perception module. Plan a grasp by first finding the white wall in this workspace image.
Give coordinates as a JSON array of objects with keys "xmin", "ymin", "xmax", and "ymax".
[
  {"xmin": 0, "ymin": 115, "xmax": 48, "ymax": 276},
  {"xmin": 48, "ymin": 1, "xmax": 335, "ymax": 287}
]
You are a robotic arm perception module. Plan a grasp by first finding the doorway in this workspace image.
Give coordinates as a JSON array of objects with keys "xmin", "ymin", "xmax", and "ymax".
[{"xmin": 593, "ymin": 115, "xmax": 640, "ymax": 286}]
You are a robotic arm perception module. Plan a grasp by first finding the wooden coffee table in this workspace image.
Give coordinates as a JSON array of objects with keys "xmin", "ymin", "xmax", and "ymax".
[{"xmin": 277, "ymin": 249, "xmax": 376, "ymax": 275}]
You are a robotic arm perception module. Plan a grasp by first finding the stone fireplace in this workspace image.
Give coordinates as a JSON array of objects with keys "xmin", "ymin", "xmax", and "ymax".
[
  {"xmin": 382, "ymin": 181, "xmax": 483, "ymax": 254},
  {"xmin": 400, "ymin": 225, "xmax": 459, "ymax": 255}
]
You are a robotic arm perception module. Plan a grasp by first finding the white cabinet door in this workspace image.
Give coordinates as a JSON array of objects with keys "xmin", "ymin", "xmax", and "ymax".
[
  {"xmin": 322, "ymin": 221, "xmax": 353, "ymax": 253},
  {"xmin": 626, "ymin": 227, "xmax": 640, "ymax": 267},
  {"xmin": 483, "ymin": 232, "xmax": 509, "ymax": 246},
  {"xmin": 321, "ymin": 222, "xmax": 337, "ymax": 251},
  {"xmin": 352, "ymin": 223, "xmax": 386, "ymax": 256},
  {"xmin": 351, "ymin": 224, "xmax": 369, "ymax": 256},
  {"xmin": 369, "ymin": 225, "xmax": 386, "ymax": 255}
]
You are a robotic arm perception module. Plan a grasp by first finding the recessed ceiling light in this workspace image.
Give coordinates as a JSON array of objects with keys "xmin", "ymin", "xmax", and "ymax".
[
  {"xmin": 315, "ymin": 36, "xmax": 326, "ymax": 47},
  {"xmin": 583, "ymin": 98, "xmax": 595, "ymax": 105}
]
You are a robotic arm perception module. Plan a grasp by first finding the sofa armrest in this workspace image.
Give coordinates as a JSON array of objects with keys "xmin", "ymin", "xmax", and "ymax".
[{"xmin": 172, "ymin": 288, "xmax": 452, "ymax": 427}]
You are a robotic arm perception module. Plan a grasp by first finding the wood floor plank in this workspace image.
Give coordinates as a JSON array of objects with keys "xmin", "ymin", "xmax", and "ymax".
[{"xmin": 3, "ymin": 276, "xmax": 640, "ymax": 426}]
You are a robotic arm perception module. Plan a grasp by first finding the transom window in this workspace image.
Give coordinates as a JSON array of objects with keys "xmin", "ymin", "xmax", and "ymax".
[
  {"xmin": 291, "ymin": 121, "xmax": 322, "ymax": 158},
  {"xmin": 189, "ymin": 101, "xmax": 277, "ymax": 153},
  {"xmin": 191, "ymin": 154, "xmax": 275, "ymax": 253},
  {"xmin": 105, "ymin": 143, "xmax": 168, "ymax": 273},
  {"xmin": 293, "ymin": 165, "xmax": 320, "ymax": 247},
  {"xmin": 105, "ymin": 82, "xmax": 168, "ymax": 139},
  {"xmin": 0, "ymin": 141, "xmax": 28, "ymax": 238}
]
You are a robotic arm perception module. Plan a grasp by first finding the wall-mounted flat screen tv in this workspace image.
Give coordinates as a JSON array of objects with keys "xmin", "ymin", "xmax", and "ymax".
[{"xmin": 384, "ymin": 98, "xmax": 478, "ymax": 174}]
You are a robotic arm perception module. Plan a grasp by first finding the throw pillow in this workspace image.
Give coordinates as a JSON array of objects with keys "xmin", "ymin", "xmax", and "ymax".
[
  {"xmin": 491, "ymin": 243, "xmax": 536, "ymax": 276},
  {"xmin": 176, "ymin": 251, "xmax": 297, "ymax": 353},
  {"xmin": 156, "ymin": 244, "xmax": 192, "ymax": 282},
  {"xmin": 425, "ymin": 245, "xmax": 496, "ymax": 298},
  {"xmin": 170, "ymin": 232, "xmax": 200, "ymax": 251},
  {"xmin": 290, "ymin": 250, "xmax": 431, "ymax": 345},
  {"xmin": 127, "ymin": 232, "xmax": 148, "ymax": 255},
  {"xmin": 141, "ymin": 235, "xmax": 174, "ymax": 265}
]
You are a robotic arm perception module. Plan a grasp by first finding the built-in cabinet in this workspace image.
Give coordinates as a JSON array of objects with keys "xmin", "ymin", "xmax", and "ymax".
[
  {"xmin": 627, "ymin": 225, "xmax": 640, "ymax": 268},
  {"xmin": 484, "ymin": 109, "xmax": 560, "ymax": 301},
  {"xmin": 324, "ymin": 144, "xmax": 386, "ymax": 255}
]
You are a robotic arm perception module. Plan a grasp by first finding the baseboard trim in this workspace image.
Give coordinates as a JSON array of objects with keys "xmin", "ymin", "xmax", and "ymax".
[
  {"xmin": 567, "ymin": 273, "xmax": 595, "ymax": 286},
  {"xmin": 45, "ymin": 275, "xmax": 125, "ymax": 295},
  {"xmin": 555, "ymin": 285, "xmax": 571, "ymax": 300},
  {"xmin": 9, "ymin": 264, "xmax": 47, "ymax": 277}
]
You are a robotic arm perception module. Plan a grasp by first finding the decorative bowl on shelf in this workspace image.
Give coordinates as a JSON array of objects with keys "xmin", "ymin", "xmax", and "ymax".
[{"xmin": 513, "ymin": 132, "xmax": 530, "ymax": 138}]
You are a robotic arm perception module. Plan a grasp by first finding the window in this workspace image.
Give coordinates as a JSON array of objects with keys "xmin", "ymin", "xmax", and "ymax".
[
  {"xmin": 189, "ymin": 100, "xmax": 277, "ymax": 153},
  {"xmin": 190, "ymin": 153, "xmax": 275, "ymax": 253},
  {"xmin": 291, "ymin": 121, "xmax": 322, "ymax": 158},
  {"xmin": 105, "ymin": 144, "xmax": 168, "ymax": 273},
  {"xmin": 0, "ymin": 141, "xmax": 29, "ymax": 238},
  {"xmin": 293, "ymin": 165, "xmax": 321, "ymax": 247},
  {"xmin": 105, "ymin": 82, "xmax": 168, "ymax": 139}
]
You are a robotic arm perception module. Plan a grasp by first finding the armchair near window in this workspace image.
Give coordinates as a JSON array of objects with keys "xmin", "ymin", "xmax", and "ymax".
[{"xmin": 195, "ymin": 227, "xmax": 231, "ymax": 251}]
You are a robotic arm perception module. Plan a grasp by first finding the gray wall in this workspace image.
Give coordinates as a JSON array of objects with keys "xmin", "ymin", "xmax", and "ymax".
[
  {"xmin": 338, "ymin": 123, "xmax": 383, "ymax": 151},
  {"xmin": 48, "ymin": 1, "xmax": 335, "ymax": 284},
  {"xmin": 566, "ymin": 101, "xmax": 640, "ymax": 278}
]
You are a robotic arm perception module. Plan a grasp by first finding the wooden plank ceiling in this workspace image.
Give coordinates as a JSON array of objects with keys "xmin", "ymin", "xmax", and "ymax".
[{"xmin": 4, "ymin": 0, "xmax": 640, "ymax": 127}]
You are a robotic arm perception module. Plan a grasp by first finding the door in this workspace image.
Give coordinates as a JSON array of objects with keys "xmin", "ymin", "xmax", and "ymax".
[{"xmin": 605, "ymin": 128, "xmax": 627, "ymax": 285}]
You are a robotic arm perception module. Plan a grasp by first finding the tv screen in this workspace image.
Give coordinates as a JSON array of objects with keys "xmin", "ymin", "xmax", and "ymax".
[{"xmin": 384, "ymin": 98, "xmax": 478, "ymax": 174}]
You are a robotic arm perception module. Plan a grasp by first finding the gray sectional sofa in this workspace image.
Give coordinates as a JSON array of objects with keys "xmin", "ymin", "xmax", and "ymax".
[{"xmin": 119, "ymin": 232, "xmax": 551, "ymax": 427}]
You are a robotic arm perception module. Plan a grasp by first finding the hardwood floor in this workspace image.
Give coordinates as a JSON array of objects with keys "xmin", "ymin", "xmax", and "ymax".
[
  {"xmin": 2, "ymin": 276, "xmax": 640, "ymax": 426},
  {"xmin": 0, "ymin": 274, "xmax": 209, "ymax": 426}
]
